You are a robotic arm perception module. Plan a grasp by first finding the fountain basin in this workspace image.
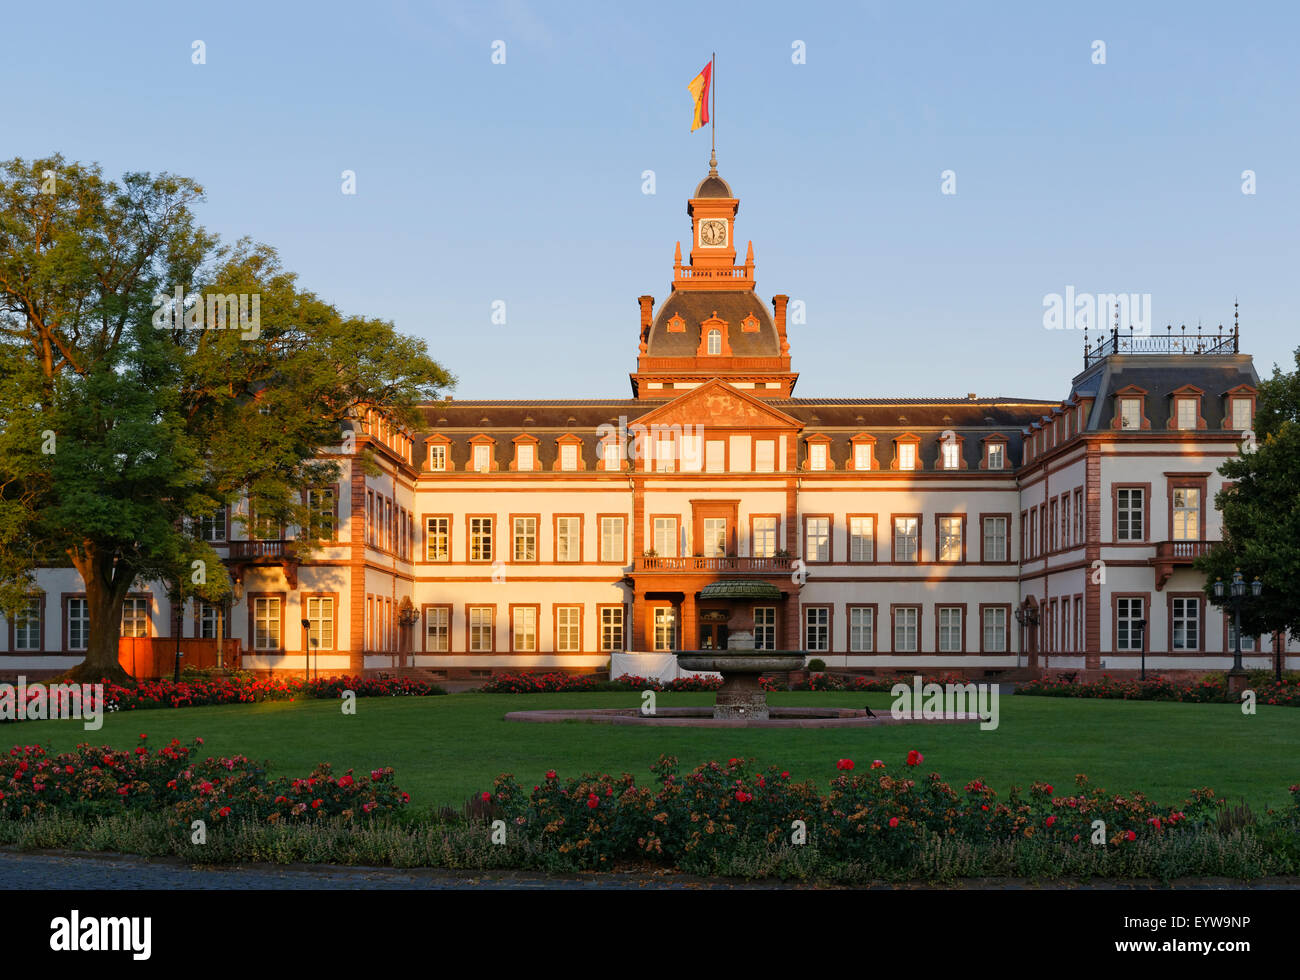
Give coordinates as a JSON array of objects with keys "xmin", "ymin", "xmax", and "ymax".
[{"xmin": 676, "ymin": 650, "xmax": 805, "ymax": 721}]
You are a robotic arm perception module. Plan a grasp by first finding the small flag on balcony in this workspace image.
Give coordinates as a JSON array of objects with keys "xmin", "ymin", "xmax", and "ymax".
[{"xmin": 688, "ymin": 59, "xmax": 712, "ymax": 131}]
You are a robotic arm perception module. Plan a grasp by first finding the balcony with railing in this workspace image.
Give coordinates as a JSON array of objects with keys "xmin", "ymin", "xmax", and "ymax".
[
  {"xmin": 1152, "ymin": 539, "xmax": 1213, "ymax": 590},
  {"xmin": 226, "ymin": 539, "xmax": 299, "ymax": 587},
  {"xmin": 635, "ymin": 555, "xmax": 792, "ymax": 575}
]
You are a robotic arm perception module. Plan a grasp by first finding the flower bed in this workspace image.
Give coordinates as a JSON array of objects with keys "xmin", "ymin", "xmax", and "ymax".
[
  {"xmin": 1, "ymin": 675, "xmax": 446, "ymax": 720},
  {"xmin": 478, "ymin": 672, "xmax": 723, "ymax": 694},
  {"xmin": 790, "ymin": 671, "xmax": 970, "ymax": 692},
  {"xmin": 1017, "ymin": 673, "xmax": 1300, "ymax": 707},
  {"xmin": 0, "ymin": 735, "xmax": 409, "ymax": 824},
  {"xmin": 480, "ymin": 752, "xmax": 1296, "ymax": 874}
]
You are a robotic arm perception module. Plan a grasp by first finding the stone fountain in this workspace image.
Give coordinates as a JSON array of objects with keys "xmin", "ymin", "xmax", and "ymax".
[{"xmin": 675, "ymin": 630, "xmax": 806, "ymax": 721}]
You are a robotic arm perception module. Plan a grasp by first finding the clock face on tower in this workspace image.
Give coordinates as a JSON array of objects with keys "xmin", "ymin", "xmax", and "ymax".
[{"xmin": 698, "ymin": 218, "xmax": 727, "ymax": 247}]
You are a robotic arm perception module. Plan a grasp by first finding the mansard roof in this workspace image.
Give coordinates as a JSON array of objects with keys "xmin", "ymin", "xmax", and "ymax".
[
  {"xmin": 646, "ymin": 290, "xmax": 779, "ymax": 357},
  {"xmin": 1072, "ymin": 355, "xmax": 1259, "ymax": 431}
]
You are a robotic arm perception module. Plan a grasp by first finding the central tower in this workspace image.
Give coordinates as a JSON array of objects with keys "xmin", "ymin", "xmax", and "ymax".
[{"xmin": 631, "ymin": 157, "xmax": 798, "ymax": 399}]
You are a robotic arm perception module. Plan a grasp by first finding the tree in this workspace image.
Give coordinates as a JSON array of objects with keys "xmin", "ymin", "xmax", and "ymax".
[
  {"xmin": 1196, "ymin": 346, "xmax": 1300, "ymax": 643},
  {"xmin": 0, "ymin": 156, "xmax": 454, "ymax": 681}
]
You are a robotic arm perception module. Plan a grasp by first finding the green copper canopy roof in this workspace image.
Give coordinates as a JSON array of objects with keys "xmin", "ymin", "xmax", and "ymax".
[{"xmin": 698, "ymin": 580, "xmax": 783, "ymax": 600}]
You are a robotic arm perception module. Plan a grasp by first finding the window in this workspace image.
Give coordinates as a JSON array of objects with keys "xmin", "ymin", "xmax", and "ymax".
[
  {"xmin": 1230, "ymin": 397, "xmax": 1253, "ymax": 431},
  {"xmin": 199, "ymin": 506, "xmax": 227, "ymax": 542},
  {"xmin": 894, "ymin": 607, "xmax": 919, "ymax": 653},
  {"xmin": 898, "ymin": 443, "xmax": 916, "ymax": 470},
  {"xmin": 556, "ymin": 606, "xmax": 581, "ymax": 652},
  {"xmin": 516, "ymin": 444, "xmax": 534, "ymax": 471},
  {"xmin": 560, "ymin": 444, "xmax": 579, "ymax": 471},
  {"xmin": 938, "ymin": 607, "xmax": 963, "ymax": 652},
  {"xmin": 703, "ymin": 518, "xmax": 727, "ymax": 558},
  {"xmin": 707, "ymin": 328, "xmax": 721, "ymax": 355},
  {"xmin": 305, "ymin": 596, "xmax": 334, "ymax": 649},
  {"xmin": 752, "ymin": 517, "xmax": 777, "ymax": 558},
  {"xmin": 469, "ymin": 607, "xmax": 494, "ymax": 652},
  {"xmin": 196, "ymin": 600, "xmax": 228, "ymax": 640},
  {"xmin": 853, "ymin": 442, "xmax": 873, "ymax": 470},
  {"xmin": 808, "ymin": 443, "xmax": 828, "ymax": 471},
  {"xmin": 849, "ymin": 516, "xmax": 874, "ymax": 562},
  {"xmin": 472, "ymin": 444, "xmax": 491, "ymax": 473},
  {"xmin": 705, "ymin": 440, "xmax": 725, "ymax": 473},
  {"xmin": 1061, "ymin": 600, "xmax": 1070, "ymax": 652},
  {"xmin": 512, "ymin": 607, "xmax": 537, "ymax": 652},
  {"xmin": 513, "ymin": 517, "xmax": 537, "ymax": 562},
  {"xmin": 252, "ymin": 597, "xmax": 280, "ymax": 650},
  {"xmin": 1119, "ymin": 397, "xmax": 1141, "ymax": 429},
  {"xmin": 1062, "ymin": 494, "xmax": 1071, "ymax": 547},
  {"xmin": 893, "ymin": 517, "xmax": 919, "ymax": 562},
  {"xmin": 1172, "ymin": 597, "xmax": 1199, "ymax": 650},
  {"xmin": 982, "ymin": 517, "xmax": 1007, "ymax": 562},
  {"xmin": 938, "ymin": 516, "xmax": 963, "ymax": 562},
  {"xmin": 426, "ymin": 607, "xmax": 449, "ymax": 652},
  {"xmin": 804, "ymin": 607, "xmax": 829, "ymax": 652},
  {"xmin": 1074, "ymin": 488, "xmax": 1084, "ymax": 542},
  {"xmin": 469, "ymin": 517, "xmax": 493, "ymax": 561},
  {"xmin": 653, "ymin": 608, "xmax": 676, "ymax": 651},
  {"xmin": 1228, "ymin": 619, "xmax": 1256, "ymax": 652},
  {"xmin": 121, "ymin": 597, "xmax": 148, "ymax": 639},
  {"xmin": 1116, "ymin": 488, "xmax": 1144, "ymax": 541},
  {"xmin": 603, "ymin": 441, "xmax": 620, "ymax": 470},
  {"xmin": 655, "ymin": 438, "xmax": 676, "ymax": 472},
  {"xmin": 1116, "ymin": 597, "xmax": 1144, "ymax": 651},
  {"xmin": 600, "ymin": 607, "xmax": 624, "ymax": 652},
  {"xmin": 754, "ymin": 607, "xmax": 776, "ymax": 650},
  {"xmin": 67, "ymin": 597, "xmax": 90, "ymax": 650},
  {"xmin": 1049, "ymin": 499, "xmax": 1058, "ymax": 551},
  {"xmin": 653, "ymin": 517, "xmax": 678, "ymax": 557},
  {"xmin": 805, "ymin": 517, "xmax": 830, "ymax": 562},
  {"xmin": 680, "ymin": 435, "xmax": 703, "ymax": 471},
  {"xmin": 556, "ymin": 517, "xmax": 580, "ymax": 562},
  {"xmin": 1175, "ymin": 398, "xmax": 1197, "ymax": 430},
  {"xmin": 987, "ymin": 443, "xmax": 1005, "ymax": 470},
  {"xmin": 600, "ymin": 517, "xmax": 625, "ymax": 563},
  {"xmin": 1171, "ymin": 488, "xmax": 1199, "ymax": 541},
  {"xmin": 306, "ymin": 488, "xmax": 335, "ymax": 540},
  {"xmin": 982, "ymin": 607, "xmax": 1007, "ymax": 652},
  {"xmin": 755, "ymin": 440, "xmax": 776, "ymax": 472},
  {"xmin": 426, "ymin": 517, "xmax": 449, "ymax": 561},
  {"xmin": 941, "ymin": 442, "xmax": 960, "ymax": 469},
  {"xmin": 849, "ymin": 607, "xmax": 874, "ymax": 652},
  {"xmin": 429, "ymin": 444, "xmax": 447, "ymax": 471},
  {"xmin": 14, "ymin": 595, "xmax": 42, "ymax": 650}
]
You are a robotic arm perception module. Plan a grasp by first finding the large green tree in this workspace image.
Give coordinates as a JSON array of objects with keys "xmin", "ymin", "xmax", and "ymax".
[
  {"xmin": 1196, "ymin": 346, "xmax": 1300, "ymax": 643},
  {"xmin": 0, "ymin": 155, "xmax": 454, "ymax": 681}
]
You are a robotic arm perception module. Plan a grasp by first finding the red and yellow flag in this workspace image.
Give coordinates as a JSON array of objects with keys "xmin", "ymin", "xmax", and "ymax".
[{"xmin": 688, "ymin": 60, "xmax": 712, "ymax": 131}]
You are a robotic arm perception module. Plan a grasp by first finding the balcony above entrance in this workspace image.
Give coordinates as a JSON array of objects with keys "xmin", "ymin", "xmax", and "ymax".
[{"xmin": 634, "ymin": 556, "xmax": 792, "ymax": 575}]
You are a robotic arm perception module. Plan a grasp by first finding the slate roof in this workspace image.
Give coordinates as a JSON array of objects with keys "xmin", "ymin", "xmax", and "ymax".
[
  {"xmin": 1076, "ymin": 356, "xmax": 1259, "ymax": 431},
  {"xmin": 646, "ymin": 290, "xmax": 779, "ymax": 357}
]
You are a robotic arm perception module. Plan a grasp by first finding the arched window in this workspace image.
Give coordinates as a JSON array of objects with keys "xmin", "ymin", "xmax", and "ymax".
[{"xmin": 707, "ymin": 329, "xmax": 721, "ymax": 355}]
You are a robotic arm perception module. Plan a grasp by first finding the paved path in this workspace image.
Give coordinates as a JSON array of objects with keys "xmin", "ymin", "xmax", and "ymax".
[{"xmin": 1, "ymin": 849, "xmax": 1297, "ymax": 890}]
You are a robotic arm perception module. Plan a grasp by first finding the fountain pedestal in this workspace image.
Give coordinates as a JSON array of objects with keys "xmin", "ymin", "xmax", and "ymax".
[{"xmin": 676, "ymin": 632, "xmax": 805, "ymax": 721}]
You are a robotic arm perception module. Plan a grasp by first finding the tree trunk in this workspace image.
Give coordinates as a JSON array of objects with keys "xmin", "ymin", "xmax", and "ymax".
[{"xmin": 60, "ymin": 546, "xmax": 134, "ymax": 684}]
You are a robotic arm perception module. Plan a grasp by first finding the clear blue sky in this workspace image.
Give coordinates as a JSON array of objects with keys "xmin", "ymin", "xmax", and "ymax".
[{"xmin": 6, "ymin": 0, "xmax": 1298, "ymax": 400}]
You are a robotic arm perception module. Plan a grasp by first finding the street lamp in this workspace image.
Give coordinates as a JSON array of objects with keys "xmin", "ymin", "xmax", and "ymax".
[
  {"xmin": 300, "ymin": 617, "xmax": 317, "ymax": 683},
  {"xmin": 1214, "ymin": 569, "xmax": 1263, "ymax": 693}
]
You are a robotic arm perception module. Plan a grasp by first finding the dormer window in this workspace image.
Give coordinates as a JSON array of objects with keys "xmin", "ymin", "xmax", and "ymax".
[
  {"xmin": 854, "ymin": 443, "xmax": 872, "ymax": 470},
  {"xmin": 516, "ymin": 444, "xmax": 534, "ymax": 471},
  {"xmin": 429, "ymin": 444, "xmax": 446, "ymax": 471},
  {"xmin": 809, "ymin": 443, "xmax": 827, "ymax": 471},
  {"xmin": 1175, "ymin": 397, "xmax": 1197, "ymax": 430},
  {"xmin": 602, "ymin": 441, "xmax": 621, "ymax": 470},
  {"xmin": 1120, "ymin": 398, "xmax": 1141, "ymax": 429},
  {"xmin": 1230, "ymin": 396, "xmax": 1253, "ymax": 431},
  {"xmin": 707, "ymin": 329, "xmax": 721, "ymax": 355},
  {"xmin": 940, "ymin": 441, "xmax": 960, "ymax": 469},
  {"xmin": 472, "ymin": 445, "xmax": 490, "ymax": 473},
  {"xmin": 898, "ymin": 443, "xmax": 916, "ymax": 470},
  {"xmin": 987, "ymin": 443, "xmax": 1005, "ymax": 470},
  {"xmin": 561, "ymin": 444, "xmax": 578, "ymax": 471}
]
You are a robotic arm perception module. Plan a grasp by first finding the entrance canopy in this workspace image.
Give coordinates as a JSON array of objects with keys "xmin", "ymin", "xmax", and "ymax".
[{"xmin": 698, "ymin": 579, "xmax": 783, "ymax": 601}]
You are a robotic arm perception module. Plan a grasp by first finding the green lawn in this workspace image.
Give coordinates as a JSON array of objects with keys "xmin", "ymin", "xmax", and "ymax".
[{"xmin": 14, "ymin": 691, "xmax": 1300, "ymax": 811}]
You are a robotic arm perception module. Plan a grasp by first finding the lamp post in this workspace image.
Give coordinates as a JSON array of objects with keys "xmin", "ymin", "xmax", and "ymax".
[
  {"xmin": 1214, "ymin": 569, "xmax": 1263, "ymax": 694},
  {"xmin": 300, "ymin": 617, "xmax": 315, "ymax": 683},
  {"xmin": 173, "ymin": 587, "xmax": 184, "ymax": 683},
  {"xmin": 1014, "ymin": 601, "xmax": 1040, "ymax": 670},
  {"xmin": 1135, "ymin": 619, "xmax": 1147, "ymax": 680}
]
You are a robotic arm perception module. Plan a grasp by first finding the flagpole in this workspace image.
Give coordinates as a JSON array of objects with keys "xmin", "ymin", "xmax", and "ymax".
[{"xmin": 710, "ymin": 51, "xmax": 716, "ymax": 159}]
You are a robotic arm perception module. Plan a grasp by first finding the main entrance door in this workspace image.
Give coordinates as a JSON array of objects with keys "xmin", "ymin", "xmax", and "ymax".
[{"xmin": 699, "ymin": 622, "xmax": 729, "ymax": 650}]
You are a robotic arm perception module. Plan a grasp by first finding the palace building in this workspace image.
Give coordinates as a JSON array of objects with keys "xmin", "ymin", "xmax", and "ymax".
[{"xmin": 5, "ymin": 162, "xmax": 1294, "ymax": 680}]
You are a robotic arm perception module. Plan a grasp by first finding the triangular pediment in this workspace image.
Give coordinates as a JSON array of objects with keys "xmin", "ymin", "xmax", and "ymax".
[{"xmin": 634, "ymin": 379, "xmax": 803, "ymax": 430}]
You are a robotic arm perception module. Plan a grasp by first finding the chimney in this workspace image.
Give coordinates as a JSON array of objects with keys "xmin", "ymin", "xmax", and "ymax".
[
  {"xmin": 638, "ymin": 296, "xmax": 654, "ymax": 353},
  {"xmin": 772, "ymin": 294, "xmax": 789, "ymax": 353}
]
